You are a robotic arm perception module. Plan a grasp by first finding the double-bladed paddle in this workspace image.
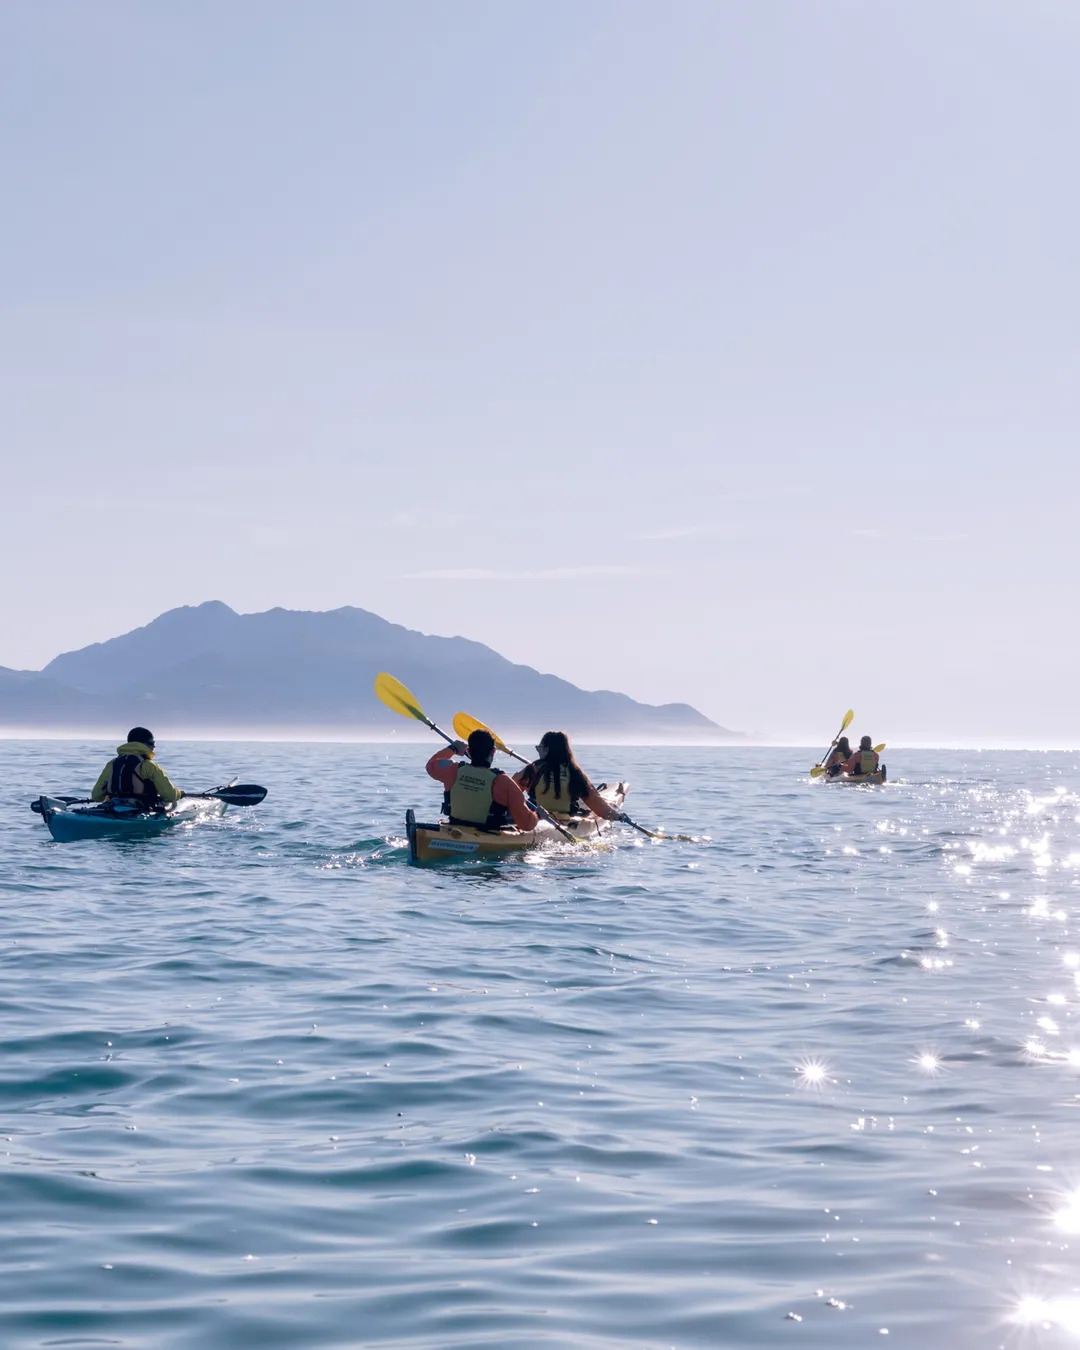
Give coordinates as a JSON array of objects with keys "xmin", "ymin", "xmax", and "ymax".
[
  {"xmin": 30, "ymin": 783, "xmax": 267, "ymax": 814},
  {"xmin": 192, "ymin": 784, "xmax": 267, "ymax": 806},
  {"xmin": 617, "ymin": 814, "xmax": 702, "ymax": 844},
  {"xmin": 374, "ymin": 672, "xmax": 457, "ymax": 746},
  {"xmin": 452, "ymin": 711, "xmax": 529, "ymax": 764},
  {"xmin": 809, "ymin": 709, "xmax": 855, "ymax": 778}
]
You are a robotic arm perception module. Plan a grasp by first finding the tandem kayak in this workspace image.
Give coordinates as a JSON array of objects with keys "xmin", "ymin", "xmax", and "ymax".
[
  {"xmin": 406, "ymin": 783, "xmax": 629, "ymax": 864},
  {"xmin": 32, "ymin": 795, "xmax": 226, "ymax": 843},
  {"xmin": 819, "ymin": 767, "xmax": 887, "ymax": 785}
]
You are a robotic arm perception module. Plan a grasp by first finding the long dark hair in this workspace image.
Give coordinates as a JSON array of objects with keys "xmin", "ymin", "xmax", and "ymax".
[{"xmin": 534, "ymin": 730, "xmax": 589, "ymax": 800}]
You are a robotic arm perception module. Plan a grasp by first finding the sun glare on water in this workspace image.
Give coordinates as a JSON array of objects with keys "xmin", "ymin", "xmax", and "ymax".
[
  {"xmin": 1013, "ymin": 1295, "xmax": 1080, "ymax": 1336},
  {"xmin": 796, "ymin": 1058, "xmax": 830, "ymax": 1089}
]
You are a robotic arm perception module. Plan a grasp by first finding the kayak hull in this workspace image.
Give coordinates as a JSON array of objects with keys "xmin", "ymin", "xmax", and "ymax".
[
  {"xmin": 406, "ymin": 784, "xmax": 629, "ymax": 863},
  {"xmin": 36, "ymin": 796, "xmax": 225, "ymax": 843},
  {"xmin": 820, "ymin": 767, "xmax": 887, "ymax": 785}
]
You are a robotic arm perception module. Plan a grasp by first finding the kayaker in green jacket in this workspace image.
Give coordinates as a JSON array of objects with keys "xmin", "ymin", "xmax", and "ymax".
[{"xmin": 91, "ymin": 728, "xmax": 184, "ymax": 805}]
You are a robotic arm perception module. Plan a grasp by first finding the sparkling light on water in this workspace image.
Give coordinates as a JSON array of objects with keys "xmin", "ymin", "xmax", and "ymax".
[{"xmin": 796, "ymin": 1057, "xmax": 830, "ymax": 1088}]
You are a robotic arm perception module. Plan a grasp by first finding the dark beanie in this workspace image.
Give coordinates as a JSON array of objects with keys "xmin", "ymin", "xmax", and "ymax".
[{"xmin": 128, "ymin": 727, "xmax": 155, "ymax": 746}]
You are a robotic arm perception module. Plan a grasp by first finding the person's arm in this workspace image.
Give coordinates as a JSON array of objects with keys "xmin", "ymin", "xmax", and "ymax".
[
  {"xmin": 513, "ymin": 763, "xmax": 536, "ymax": 790},
  {"xmin": 144, "ymin": 761, "xmax": 182, "ymax": 803},
  {"xmin": 426, "ymin": 743, "xmax": 466, "ymax": 788},
  {"xmin": 493, "ymin": 774, "xmax": 539, "ymax": 830},
  {"xmin": 844, "ymin": 752, "xmax": 859, "ymax": 773},
  {"xmin": 582, "ymin": 781, "xmax": 622, "ymax": 821},
  {"xmin": 91, "ymin": 763, "xmax": 111, "ymax": 803}
]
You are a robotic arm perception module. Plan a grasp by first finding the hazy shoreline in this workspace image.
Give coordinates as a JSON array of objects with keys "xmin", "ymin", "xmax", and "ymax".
[{"xmin": 3, "ymin": 730, "xmax": 1078, "ymax": 751}]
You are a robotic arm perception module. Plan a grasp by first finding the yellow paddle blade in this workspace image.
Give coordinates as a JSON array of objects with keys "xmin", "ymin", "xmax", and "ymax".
[
  {"xmin": 874, "ymin": 743, "xmax": 886, "ymax": 753},
  {"xmin": 374, "ymin": 672, "xmax": 429, "ymax": 725},
  {"xmin": 841, "ymin": 709, "xmax": 854, "ymax": 731},
  {"xmin": 453, "ymin": 711, "xmax": 510, "ymax": 754},
  {"xmin": 809, "ymin": 764, "xmax": 828, "ymax": 778}
]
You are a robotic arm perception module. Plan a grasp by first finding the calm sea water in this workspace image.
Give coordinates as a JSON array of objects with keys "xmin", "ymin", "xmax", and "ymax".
[{"xmin": 3, "ymin": 742, "xmax": 1080, "ymax": 1348}]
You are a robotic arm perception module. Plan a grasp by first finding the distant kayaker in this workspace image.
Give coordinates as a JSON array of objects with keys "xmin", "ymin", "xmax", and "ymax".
[
  {"xmin": 845, "ymin": 735, "xmax": 879, "ymax": 777},
  {"xmin": 426, "ymin": 729, "xmax": 539, "ymax": 832},
  {"xmin": 514, "ymin": 731, "xmax": 626, "ymax": 821},
  {"xmin": 91, "ymin": 728, "xmax": 184, "ymax": 805},
  {"xmin": 825, "ymin": 736, "xmax": 852, "ymax": 777}
]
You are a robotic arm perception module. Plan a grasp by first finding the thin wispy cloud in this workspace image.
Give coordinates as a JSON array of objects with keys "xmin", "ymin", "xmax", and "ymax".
[
  {"xmin": 403, "ymin": 565, "xmax": 646, "ymax": 581},
  {"xmin": 847, "ymin": 528, "xmax": 971, "ymax": 543},
  {"xmin": 637, "ymin": 524, "xmax": 709, "ymax": 542}
]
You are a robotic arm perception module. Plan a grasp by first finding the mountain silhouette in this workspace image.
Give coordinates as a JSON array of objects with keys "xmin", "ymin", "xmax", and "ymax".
[{"xmin": 0, "ymin": 601, "xmax": 739, "ymax": 740}]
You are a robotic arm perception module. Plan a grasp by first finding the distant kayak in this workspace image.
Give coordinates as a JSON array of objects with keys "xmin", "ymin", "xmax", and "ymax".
[
  {"xmin": 818, "ymin": 767, "xmax": 887, "ymax": 785},
  {"xmin": 33, "ymin": 795, "xmax": 225, "ymax": 843},
  {"xmin": 406, "ymin": 783, "xmax": 629, "ymax": 863}
]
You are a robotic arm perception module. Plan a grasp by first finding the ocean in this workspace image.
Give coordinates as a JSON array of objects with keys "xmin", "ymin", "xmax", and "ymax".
[{"xmin": 2, "ymin": 741, "xmax": 1079, "ymax": 1349}]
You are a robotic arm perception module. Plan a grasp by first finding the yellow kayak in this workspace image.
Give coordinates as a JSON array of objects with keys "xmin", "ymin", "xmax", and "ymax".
[
  {"xmin": 819, "ymin": 767, "xmax": 887, "ymax": 785},
  {"xmin": 406, "ymin": 784, "xmax": 629, "ymax": 863}
]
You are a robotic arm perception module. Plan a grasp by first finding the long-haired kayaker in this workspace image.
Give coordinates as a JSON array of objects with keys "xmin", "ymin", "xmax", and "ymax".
[
  {"xmin": 91, "ymin": 728, "xmax": 184, "ymax": 806},
  {"xmin": 825, "ymin": 736, "xmax": 852, "ymax": 776},
  {"xmin": 514, "ymin": 731, "xmax": 626, "ymax": 821},
  {"xmin": 426, "ymin": 729, "xmax": 539, "ymax": 832},
  {"xmin": 845, "ymin": 735, "xmax": 880, "ymax": 777}
]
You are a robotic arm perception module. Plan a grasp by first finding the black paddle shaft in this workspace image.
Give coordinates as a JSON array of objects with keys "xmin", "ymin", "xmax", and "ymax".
[{"xmin": 193, "ymin": 784, "xmax": 268, "ymax": 806}]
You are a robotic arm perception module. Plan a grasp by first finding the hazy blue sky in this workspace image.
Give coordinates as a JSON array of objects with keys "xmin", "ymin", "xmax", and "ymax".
[{"xmin": 2, "ymin": 1, "xmax": 1078, "ymax": 742}]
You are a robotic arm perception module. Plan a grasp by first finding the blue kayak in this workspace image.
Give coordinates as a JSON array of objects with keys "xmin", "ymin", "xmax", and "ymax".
[{"xmin": 33, "ymin": 795, "xmax": 225, "ymax": 843}]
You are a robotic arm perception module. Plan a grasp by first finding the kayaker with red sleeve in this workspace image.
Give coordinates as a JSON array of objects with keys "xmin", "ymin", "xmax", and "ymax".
[
  {"xmin": 91, "ymin": 727, "xmax": 184, "ymax": 805},
  {"xmin": 426, "ymin": 729, "xmax": 539, "ymax": 832}
]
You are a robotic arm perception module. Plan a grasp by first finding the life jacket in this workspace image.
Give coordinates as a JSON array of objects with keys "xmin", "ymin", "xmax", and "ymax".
[
  {"xmin": 448, "ymin": 764, "xmax": 510, "ymax": 831},
  {"xmin": 106, "ymin": 753, "xmax": 158, "ymax": 804},
  {"xmin": 855, "ymin": 749, "xmax": 879, "ymax": 775},
  {"xmin": 530, "ymin": 763, "xmax": 582, "ymax": 815}
]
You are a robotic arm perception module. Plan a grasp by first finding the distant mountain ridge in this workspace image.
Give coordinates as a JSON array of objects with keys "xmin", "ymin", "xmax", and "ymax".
[{"xmin": 0, "ymin": 601, "xmax": 742, "ymax": 741}]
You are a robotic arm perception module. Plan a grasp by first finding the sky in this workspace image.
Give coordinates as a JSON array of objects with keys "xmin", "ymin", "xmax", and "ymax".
[{"xmin": 2, "ymin": 0, "xmax": 1078, "ymax": 744}]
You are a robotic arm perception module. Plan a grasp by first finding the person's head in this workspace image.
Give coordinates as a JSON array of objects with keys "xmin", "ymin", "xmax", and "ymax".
[
  {"xmin": 128, "ymin": 726, "xmax": 155, "ymax": 750},
  {"xmin": 536, "ymin": 730, "xmax": 571, "ymax": 765},
  {"xmin": 467, "ymin": 729, "xmax": 495, "ymax": 766},
  {"xmin": 836, "ymin": 737, "xmax": 851, "ymax": 756},
  {"xmin": 859, "ymin": 735, "xmax": 872, "ymax": 751}
]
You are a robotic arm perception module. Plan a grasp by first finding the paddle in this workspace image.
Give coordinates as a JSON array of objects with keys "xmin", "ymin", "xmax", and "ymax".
[
  {"xmin": 375, "ymin": 672, "xmax": 456, "ymax": 746},
  {"xmin": 452, "ymin": 711, "xmax": 529, "ymax": 764},
  {"xmin": 618, "ymin": 813, "xmax": 701, "ymax": 844},
  {"xmin": 451, "ymin": 710, "xmax": 582, "ymax": 845},
  {"xmin": 190, "ymin": 784, "xmax": 267, "ymax": 807},
  {"xmin": 30, "ymin": 796, "xmax": 86, "ymax": 813},
  {"xmin": 31, "ymin": 785, "xmax": 267, "ymax": 812},
  {"xmin": 809, "ymin": 709, "xmax": 855, "ymax": 778}
]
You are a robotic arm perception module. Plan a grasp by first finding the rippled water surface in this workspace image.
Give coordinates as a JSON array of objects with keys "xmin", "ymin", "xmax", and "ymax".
[{"xmin": 5, "ymin": 742, "xmax": 1080, "ymax": 1348}]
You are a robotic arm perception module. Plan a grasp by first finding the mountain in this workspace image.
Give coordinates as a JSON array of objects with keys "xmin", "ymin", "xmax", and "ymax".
[{"xmin": 0, "ymin": 601, "xmax": 742, "ymax": 741}]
